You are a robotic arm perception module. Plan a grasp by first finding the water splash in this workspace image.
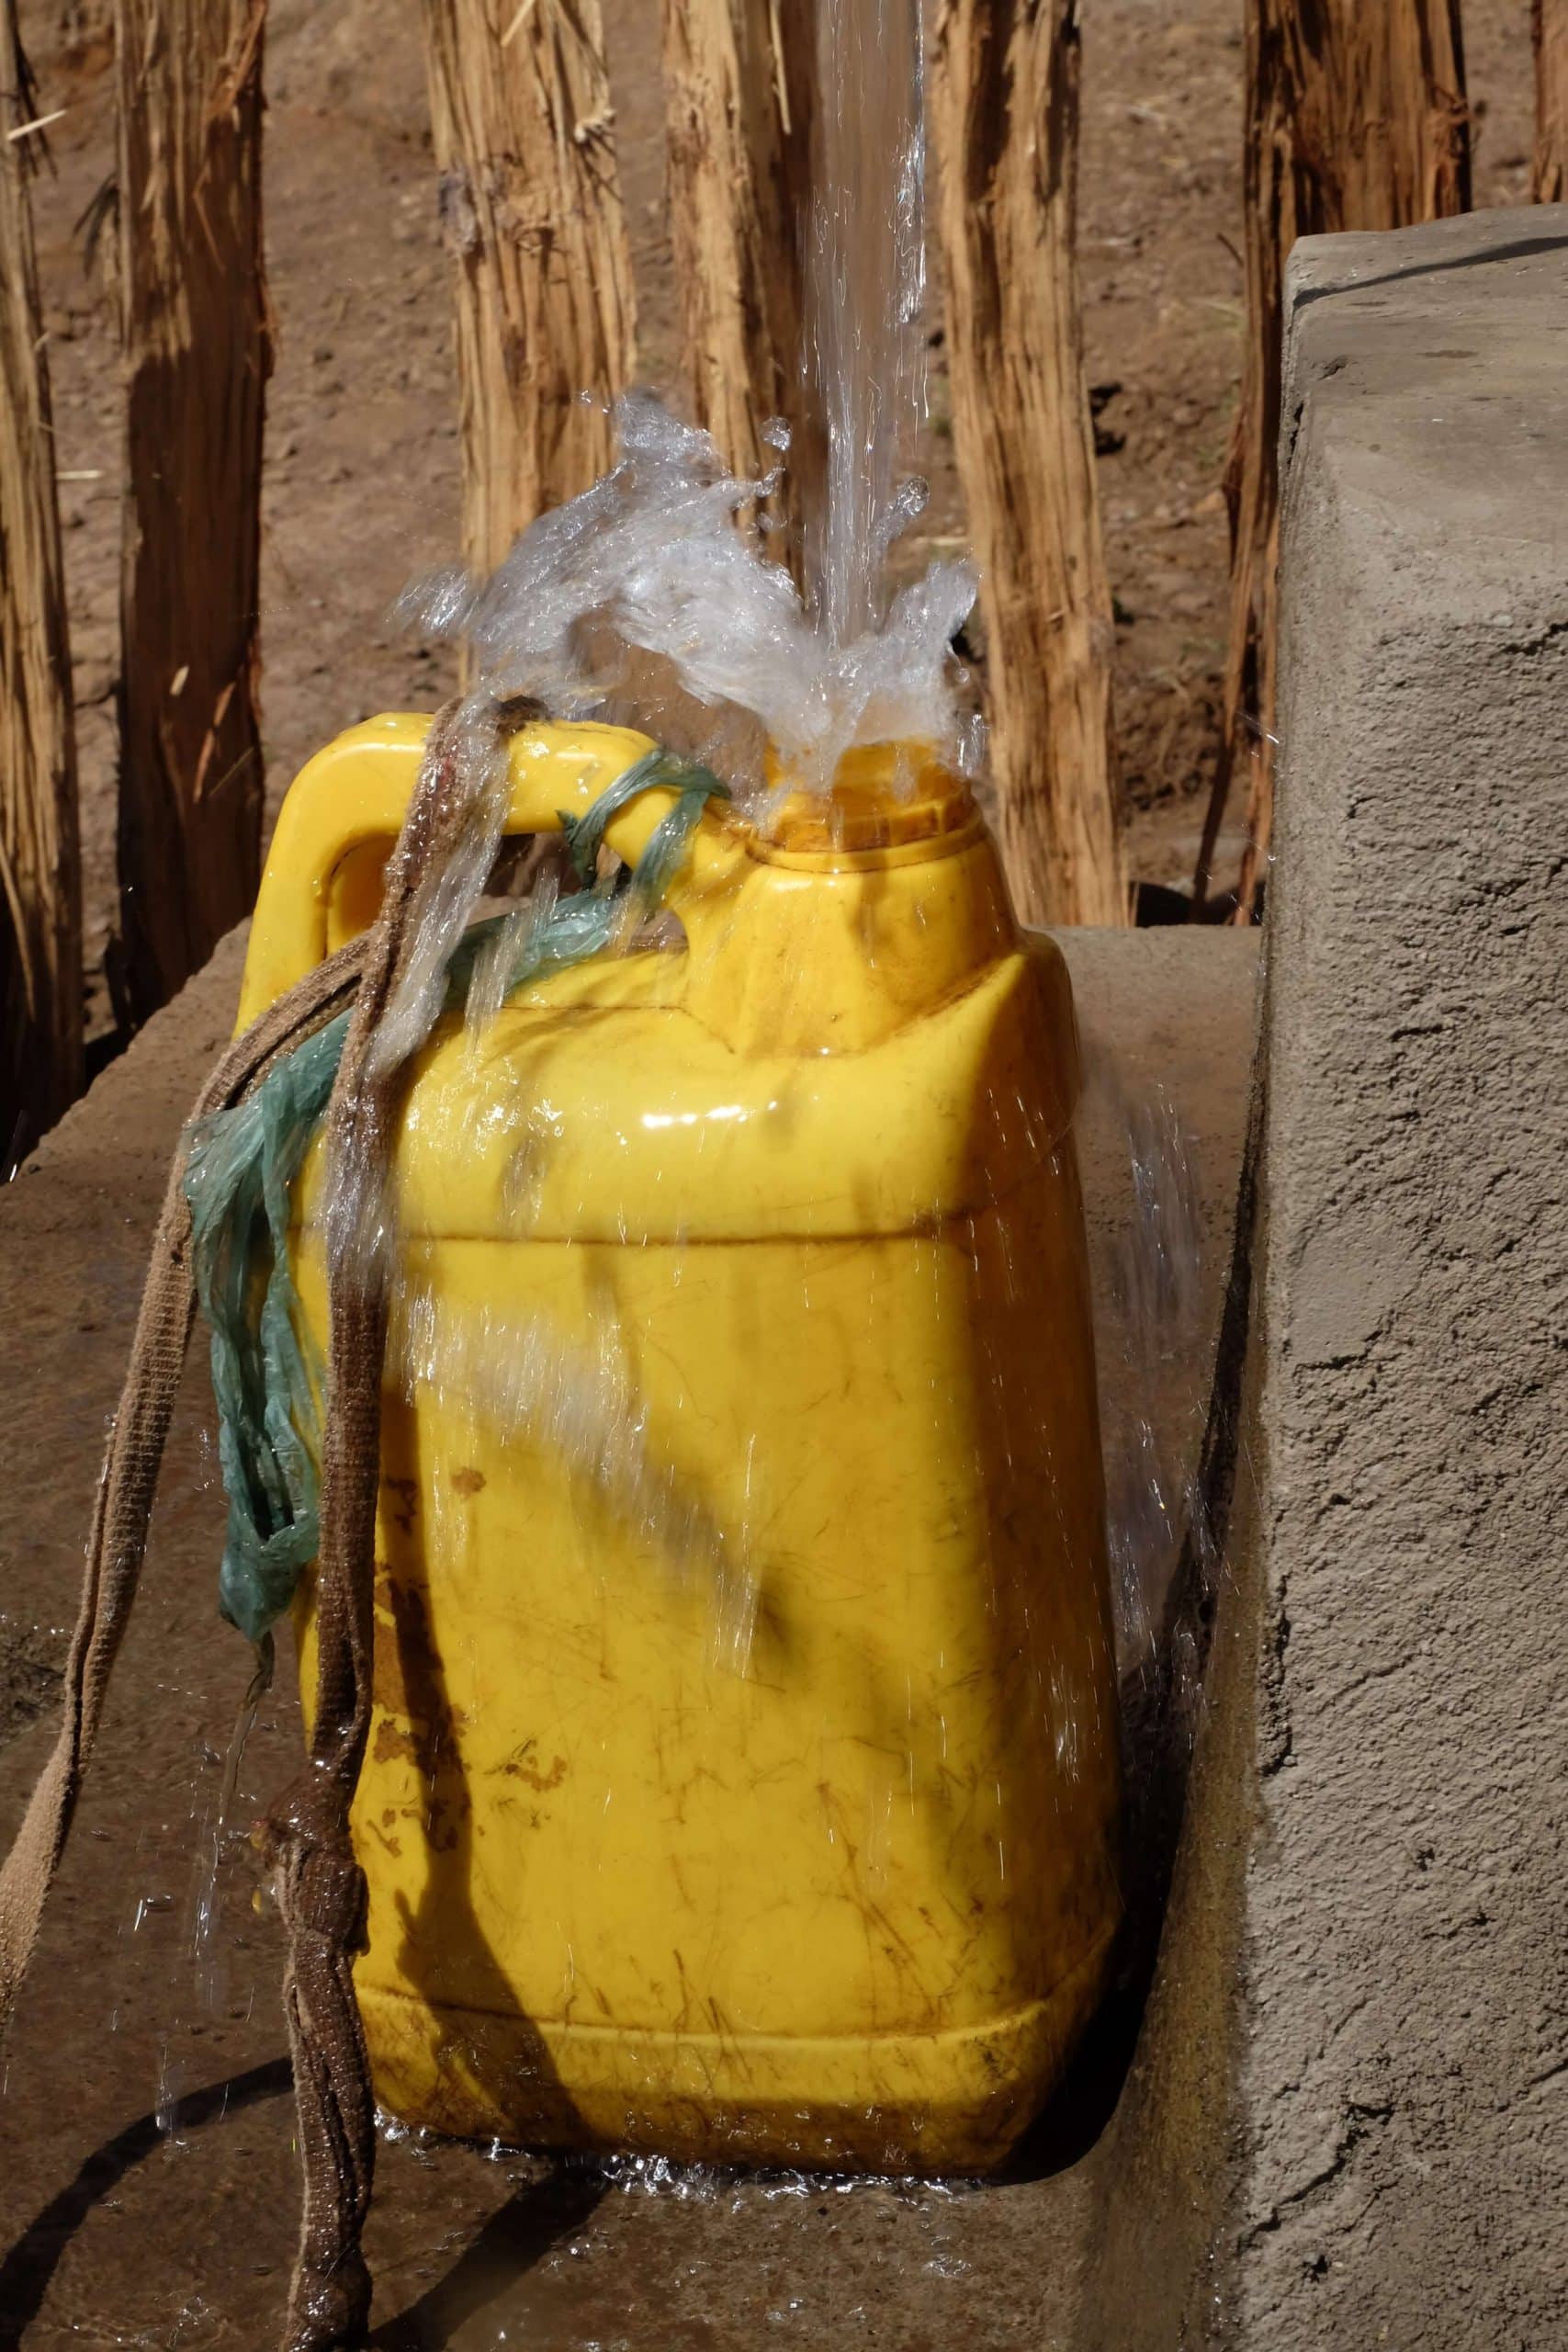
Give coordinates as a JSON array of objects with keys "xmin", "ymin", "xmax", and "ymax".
[
  {"xmin": 400, "ymin": 394, "xmax": 976, "ymax": 803},
  {"xmin": 1085, "ymin": 1068, "xmax": 1215, "ymax": 1691},
  {"xmin": 389, "ymin": 1278, "xmax": 761, "ymax": 1677},
  {"xmin": 186, "ymin": 1640, "xmax": 274, "ymax": 2019}
]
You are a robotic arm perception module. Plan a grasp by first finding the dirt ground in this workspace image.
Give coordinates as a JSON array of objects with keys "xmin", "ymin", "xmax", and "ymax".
[{"xmin": 19, "ymin": 0, "xmax": 1537, "ymax": 1035}]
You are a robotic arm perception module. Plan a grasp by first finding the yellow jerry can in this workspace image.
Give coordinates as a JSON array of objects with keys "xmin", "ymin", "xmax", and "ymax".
[{"xmin": 239, "ymin": 713, "xmax": 1124, "ymax": 2175}]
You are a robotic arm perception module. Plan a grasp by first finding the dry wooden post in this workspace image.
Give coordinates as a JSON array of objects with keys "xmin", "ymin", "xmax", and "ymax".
[
  {"xmin": 422, "ymin": 0, "xmax": 637, "ymax": 582},
  {"xmin": 660, "ymin": 0, "xmax": 813, "ymax": 495},
  {"xmin": 115, "ymin": 1, "xmax": 269, "ymax": 1026},
  {"xmin": 60, "ymin": 2, "xmax": 114, "ymax": 52},
  {"xmin": 1534, "ymin": 0, "xmax": 1568, "ymax": 200},
  {"xmin": 0, "ymin": 9, "xmax": 83, "ymax": 1160},
  {"xmin": 931, "ymin": 0, "xmax": 1125, "ymax": 930},
  {"xmin": 114, "ymin": 0, "xmax": 269, "ymax": 1028},
  {"xmin": 1199, "ymin": 0, "xmax": 1470, "ymax": 918}
]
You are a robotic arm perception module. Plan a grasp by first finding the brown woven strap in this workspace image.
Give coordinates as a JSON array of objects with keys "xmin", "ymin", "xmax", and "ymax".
[
  {"xmin": 258, "ymin": 699, "xmax": 502, "ymax": 2351},
  {"xmin": 0, "ymin": 935, "xmax": 367, "ymax": 2029}
]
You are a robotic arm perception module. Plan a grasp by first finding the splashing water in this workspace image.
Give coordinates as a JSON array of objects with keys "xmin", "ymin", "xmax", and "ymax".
[
  {"xmin": 186, "ymin": 1641, "xmax": 274, "ymax": 2020},
  {"xmin": 389, "ymin": 1278, "xmax": 761, "ymax": 1677},
  {"xmin": 402, "ymin": 396, "xmax": 977, "ymax": 804},
  {"xmin": 1083, "ymin": 1071, "xmax": 1212, "ymax": 1678}
]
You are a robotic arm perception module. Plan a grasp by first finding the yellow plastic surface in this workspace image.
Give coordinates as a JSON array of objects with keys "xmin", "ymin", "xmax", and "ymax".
[{"xmin": 244, "ymin": 714, "xmax": 1124, "ymax": 2174}]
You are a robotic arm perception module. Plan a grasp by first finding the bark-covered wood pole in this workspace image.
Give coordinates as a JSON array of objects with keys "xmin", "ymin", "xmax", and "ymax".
[
  {"xmin": 422, "ymin": 0, "xmax": 637, "ymax": 582},
  {"xmin": 1534, "ymin": 0, "xmax": 1568, "ymax": 200},
  {"xmin": 1198, "ymin": 0, "xmax": 1470, "ymax": 919},
  {"xmin": 931, "ymin": 0, "xmax": 1125, "ymax": 930},
  {"xmin": 660, "ymin": 0, "xmax": 813, "ymax": 501},
  {"xmin": 114, "ymin": 0, "xmax": 270, "ymax": 1026},
  {"xmin": 0, "ymin": 10, "xmax": 83, "ymax": 1161}
]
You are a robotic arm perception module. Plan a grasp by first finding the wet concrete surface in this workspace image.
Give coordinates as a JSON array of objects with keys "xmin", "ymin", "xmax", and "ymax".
[{"xmin": 0, "ymin": 923, "xmax": 1258, "ymax": 2350}]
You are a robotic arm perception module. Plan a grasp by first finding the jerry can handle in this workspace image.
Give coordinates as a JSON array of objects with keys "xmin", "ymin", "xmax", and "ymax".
[{"xmin": 236, "ymin": 711, "xmax": 727, "ymax": 1030}]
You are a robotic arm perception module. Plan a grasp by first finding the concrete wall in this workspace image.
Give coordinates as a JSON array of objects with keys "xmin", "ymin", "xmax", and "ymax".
[
  {"xmin": 1098, "ymin": 206, "xmax": 1568, "ymax": 2352},
  {"xmin": 1236, "ymin": 203, "xmax": 1568, "ymax": 2350}
]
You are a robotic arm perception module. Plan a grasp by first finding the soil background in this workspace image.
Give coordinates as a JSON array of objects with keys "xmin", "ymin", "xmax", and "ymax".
[{"xmin": 18, "ymin": 0, "xmax": 1536, "ymax": 1037}]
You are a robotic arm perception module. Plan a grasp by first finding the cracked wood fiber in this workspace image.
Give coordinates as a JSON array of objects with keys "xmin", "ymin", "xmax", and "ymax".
[
  {"xmin": 931, "ymin": 0, "xmax": 1125, "ymax": 932},
  {"xmin": 422, "ymin": 0, "xmax": 637, "ymax": 582},
  {"xmin": 660, "ymin": 0, "xmax": 812, "ymax": 510},
  {"xmin": 1534, "ymin": 0, "xmax": 1568, "ymax": 200},
  {"xmin": 1198, "ymin": 0, "xmax": 1469, "ymax": 919},
  {"xmin": 0, "ymin": 5, "xmax": 83, "ymax": 1162},
  {"xmin": 59, "ymin": 2, "xmax": 114, "ymax": 56},
  {"xmin": 115, "ymin": 0, "xmax": 270, "ymax": 1027}
]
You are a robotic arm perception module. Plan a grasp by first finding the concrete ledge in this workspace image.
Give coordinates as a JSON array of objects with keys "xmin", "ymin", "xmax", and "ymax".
[
  {"xmin": 0, "ymin": 922, "xmax": 1257, "ymax": 2345},
  {"xmin": 1224, "ymin": 207, "xmax": 1567, "ymax": 2347}
]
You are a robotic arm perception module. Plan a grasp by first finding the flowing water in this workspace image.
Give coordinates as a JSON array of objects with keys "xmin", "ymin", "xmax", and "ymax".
[
  {"xmin": 391, "ymin": 3, "xmax": 950, "ymax": 804},
  {"xmin": 1095, "ymin": 1080, "xmax": 1214, "ymax": 1677},
  {"xmin": 805, "ymin": 0, "xmax": 927, "ymax": 643}
]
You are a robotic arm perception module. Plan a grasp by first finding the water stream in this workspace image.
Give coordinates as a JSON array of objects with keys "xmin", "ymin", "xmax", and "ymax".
[
  {"xmin": 397, "ymin": 0, "xmax": 954, "ymax": 808},
  {"xmin": 805, "ymin": 0, "xmax": 927, "ymax": 643}
]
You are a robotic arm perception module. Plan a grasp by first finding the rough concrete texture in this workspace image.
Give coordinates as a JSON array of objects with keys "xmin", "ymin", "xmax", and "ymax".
[
  {"xmin": 0, "ymin": 923, "xmax": 1257, "ymax": 2346},
  {"xmin": 1234, "ymin": 207, "xmax": 1568, "ymax": 2346}
]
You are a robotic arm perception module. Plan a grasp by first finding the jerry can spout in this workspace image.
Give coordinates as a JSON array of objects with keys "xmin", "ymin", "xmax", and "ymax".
[{"xmin": 678, "ymin": 741, "xmax": 1023, "ymax": 1057}]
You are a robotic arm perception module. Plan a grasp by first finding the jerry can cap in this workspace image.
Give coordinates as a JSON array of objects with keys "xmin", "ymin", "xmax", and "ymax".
[{"xmin": 758, "ymin": 741, "xmax": 976, "ymax": 861}]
